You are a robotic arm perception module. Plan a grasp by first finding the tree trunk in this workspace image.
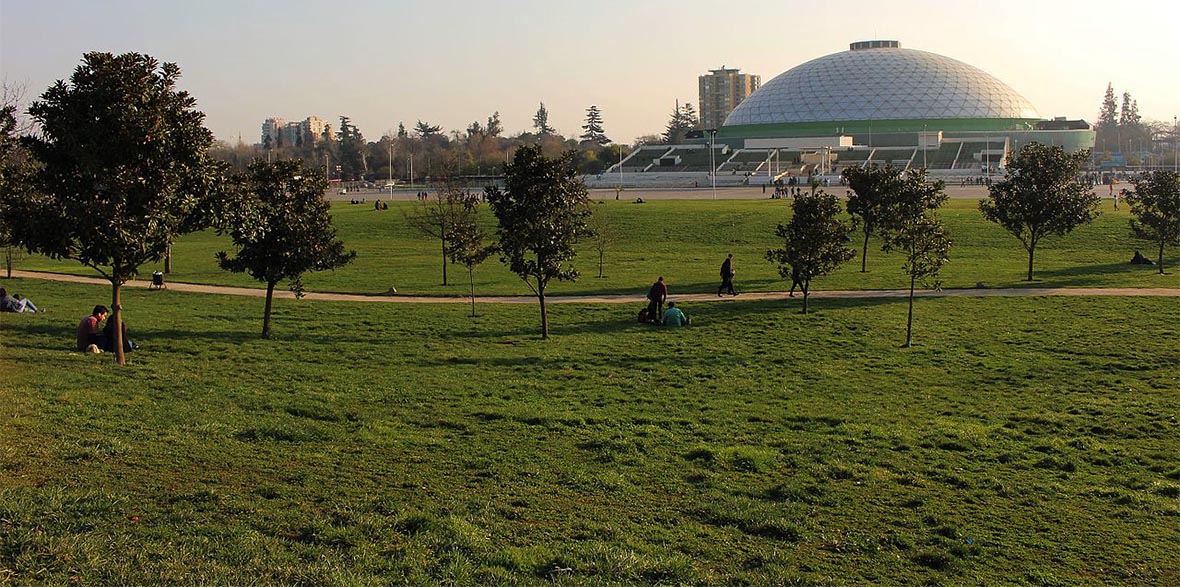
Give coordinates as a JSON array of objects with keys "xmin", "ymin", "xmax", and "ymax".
[
  {"xmin": 861, "ymin": 229, "xmax": 870, "ymax": 273},
  {"xmin": 441, "ymin": 240, "xmax": 448, "ymax": 286},
  {"xmin": 111, "ymin": 281, "xmax": 126, "ymax": 365},
  {"xmin": 1159, "ymin": 241, "xmax": 1166, "ymax": 275},
  {"xmin": 903, "ymin": 272, "xmax": 916, "ymax": 348},
  {"xmin": 598, "ymin": 250, "xmax": 604, "ymax": 278},
  {"xmin": 4, "ymin": 248, "xmax": 11, "ymax": 279},
  {"xmin": 538, "ymin": 280, "xmax": 549, "ymax": 339},
  {"xmin": 164, "ymin": 244, "xmax": 172, "ymax": 274},
  {"xmin": 801, "ymin": 282, "xmax": 810, "ymax": 314},
  {"xmin": 262, "ymin": 280, "xmax": 276, "ymax": 339},
  {"xmin": 468, "ymin": 267, "xmax": 476, "ymax": 317},
  {"xmin": 1026, "ymin": 245, "xmax": 1036, "ymax": 281}
]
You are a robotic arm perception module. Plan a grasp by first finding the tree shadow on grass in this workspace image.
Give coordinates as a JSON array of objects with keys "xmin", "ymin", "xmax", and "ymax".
[{"xmin": 1023, "ymin": 261, "xmax": 1169, "ymax": 287}]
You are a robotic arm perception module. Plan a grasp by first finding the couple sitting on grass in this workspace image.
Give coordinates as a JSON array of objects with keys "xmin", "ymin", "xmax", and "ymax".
[{"xmin": 76, "ymin": 305, "xmax": 140, "ymax": 354}]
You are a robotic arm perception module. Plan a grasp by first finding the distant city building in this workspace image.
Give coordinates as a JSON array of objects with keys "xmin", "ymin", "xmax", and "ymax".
[
  {"xmin": 699, "ymin": 67, "xmax": 761, "ymax": 131},
  {"xmin": 260, "ymin": 115, "xmax": 334, "ymax": 148}
]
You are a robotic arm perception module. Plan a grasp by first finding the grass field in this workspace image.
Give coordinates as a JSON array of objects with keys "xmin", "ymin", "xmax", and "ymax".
[
  {"xmin": 1, "ymin": 277, "xmax": 1178, "ymax": 585},
  {"xmin": 13, "ymin": 198, "xmax": 1178, "ymax": 296}
]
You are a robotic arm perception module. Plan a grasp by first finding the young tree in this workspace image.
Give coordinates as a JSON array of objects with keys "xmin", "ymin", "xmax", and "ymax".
[
  {"xmin": 765, "ymin": 191, "xmax": 855, "ymax": 313},
  {"xmin": 580, "ymin": 105, "xmax": 610, "ymax": 145},
  {"xmin": 4, "ymin": 52, "xmax": 225, "ymax": 364},
  {"xmin": 0, "ymin": 99, "xmax": 31, "ymax": 278},
  {"xmin": 881, "ymin": 169, "xmax": 951, "ymax": 347},
  {"xmin": 1126, "ymin": 170, "xmax": 1180, "ymax": 274},
  {"xmin": 533, "ymin": 102, "xmax": 555, "ymax": 136},
  {"xmin": 217, "ymin": 159, "xmax": 355, "ymax": 339},
  {"xmin": 979, "ymin": 143, "xmax": 1099, "ymax": 281},
  {"xmin": 485, "ymin": 145, "xmax": 590, "ymax": 338},
  {"xmin": 842, "ymin": 164, "xmax": 903, "ymax": 272},
  {"xmin": 407, "ymin": 184, "xmax": 478, "ymax": 286},
  {"xmin": 586, "ymin": 205, "xmax": 613, "ymax": 278},
  {"xmin": 448, "ymin": 201, "xmax": 497, "ymax": 317}
]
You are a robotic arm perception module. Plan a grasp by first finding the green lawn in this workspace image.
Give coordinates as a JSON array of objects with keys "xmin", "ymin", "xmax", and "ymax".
[
  {"xmin": 1, "ymin": 278, "xmax": 1177, "ymax": 585},
  {"xmin": 14, "ymin": 198, "xmax": 1179, "ymax": 296}
]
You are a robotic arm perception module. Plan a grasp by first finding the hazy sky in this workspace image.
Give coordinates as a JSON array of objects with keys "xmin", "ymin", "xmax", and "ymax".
[{"xmin": 3, "ymin": 0, "xmax": 1177, "ymax": 145}]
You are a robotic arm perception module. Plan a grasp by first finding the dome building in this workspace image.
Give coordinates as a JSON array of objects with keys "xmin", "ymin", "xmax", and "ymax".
[{"xmin": 712, "ymin": 41, "xmax": 1094, "ymax": 175}]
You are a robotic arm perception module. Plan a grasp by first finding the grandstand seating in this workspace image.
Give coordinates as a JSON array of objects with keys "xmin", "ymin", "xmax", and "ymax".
[
  {"xmin": 926, "ymin": 142, "xmax": 962, "ymax": 170},
  {"xmin": 718, "ymin": 149, "xmax": 771, "ymax": 173}
]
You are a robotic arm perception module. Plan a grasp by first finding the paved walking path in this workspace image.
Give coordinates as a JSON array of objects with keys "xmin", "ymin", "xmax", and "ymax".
[{"xmin": 11, "ymin": 270, "xmax": 1177, "ymax": 304}]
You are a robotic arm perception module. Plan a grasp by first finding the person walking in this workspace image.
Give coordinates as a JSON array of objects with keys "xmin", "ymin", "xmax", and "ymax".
[{"xmin": 718, "ymin": 254, "xmax": 737, "ymax": 296}]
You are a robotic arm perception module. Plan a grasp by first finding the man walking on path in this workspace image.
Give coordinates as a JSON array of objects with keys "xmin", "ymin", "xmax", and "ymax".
[{"xmin": 718, "ymin": 254, "xmax": 737, "ymax": 296}]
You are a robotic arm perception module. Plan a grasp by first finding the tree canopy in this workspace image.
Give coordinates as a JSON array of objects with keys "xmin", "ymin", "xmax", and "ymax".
[
  {"xmin": 217, "ymin": 159, "xmax": 355, "ymax": 338},
  {"xmin": 843, "ymin": 164, "xmax": 905, "ymax": 272},
  {"xmin": 979, "ymin": 143, "xmax": 1099, "ymax": 281},
  {"xmin": 765, "ymin": 190, "xmax": 855, "ymax": 313},
  {"xmin": 4, "ymin": 52, "xmax": 225, "ymax": 364},
  {"xmin": 485, "ymin": 145, "xmax": 590, "ymax": 338},
  {"xmin": 580, "ymin": 105, "xmax": 610, "ymax": 145},
  {"xmin": 880, "ymin": 169, "xmax": 951, "ymax": 348},
  {"xmin": 1126, "ymin": 170, "xmax": 1180, "ymax": 274},
  {"xmin": 533, "ymin": 102, "xmax": 555, "ymax": 136}
]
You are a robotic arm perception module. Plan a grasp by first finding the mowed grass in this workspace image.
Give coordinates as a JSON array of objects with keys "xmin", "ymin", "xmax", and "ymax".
[
  {"xmin": 1, "ymin": 278, "xmax": 1178, "ymax": 585},
  {"xmin": 15, "ymin": 198, "xmax": 1179, "ymax": 296}
]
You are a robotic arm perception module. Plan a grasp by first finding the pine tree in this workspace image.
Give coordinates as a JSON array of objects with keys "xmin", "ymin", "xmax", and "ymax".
[
  {"xmin": 1097, "ymin": 83, "xmax": 1118, "ymax": 129},
  {"xmin": 486, "ymin": 111, "xmax": 503, "ymax": 137},
  {"xmin": 397, "ymin": 122, "xmax": 407, "ymax": 138},
  {"xmin": 580, "ymin": 105, "xmax": 610, "ymax": 145},
  {"xmin": 663, "ymin": 100, "xmax": 699, "ymax": 144},
  {"xmin": 533, "ymin": 102, "xmax": 555, "ymax": 136}
]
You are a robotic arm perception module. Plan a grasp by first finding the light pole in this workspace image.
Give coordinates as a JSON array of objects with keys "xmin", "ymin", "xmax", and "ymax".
[
  {"xmin": 922, "ymin": 124, "xmax": 927, "ymax": 170},
  {"xmin": 708, "ymin": 129, "xmax": 718, "ymax": 200},
  {"xmin": 1174, "ymin": 115, "xmax": 1178, "ymax": 172}
]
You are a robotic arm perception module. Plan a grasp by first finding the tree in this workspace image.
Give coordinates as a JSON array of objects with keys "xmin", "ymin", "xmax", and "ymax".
[
  {"xmin": 486, "ymin": 112, "xmax": 503, "ymax": 138},
  {"xmin": 397, "ymin": 122, "xmax": 408, "ymax": 138},
  {"xmin": 1126, "ymin": 170, "xmax": 1180, "ymax": 274},
  {"xmin": 580, "ymin": 105, "xmax": 610, "ymax": 145},
  {"xmin": 0, "ymin": 89, "xmax": 32, "ymax": 279},
  {"xmin": 414, "ymin": 120, "xmax": 442, "ymax": 138},
  {"xmin": 842, "ymin": 165, "xmax": 903, "ymax": 272},
  {"xmin": 979, "ymin": 143, "xmax": 1099, "ymax": 281},
  {"xmin": 448, "ymin": 199, "xmax": 497, "ymax": 317},
  {"xmin": 485, "ymin": 145, "xmax": 590, "ymax": 338},
  {"xmin": 880, "ymin": 169, "xmax": 951, "ymax": 347},
  {"xmin": 586, "ymin": 205, "xmax": 612, "ymax": 278},
  {"xmin": 337, "ymin": 116, "xmax": 366, "ymax": 180},
  {"xmin": 1097, "ymin": 83, "xmax": 1118, "ymax": 136},
  {"xmin": 765, "ymin": 191, "xmax": 855, "ymax": 313},
  {"xmin": 216, "ymin": 159, "xmax": 355, "ymax": 339},
  {"xmin": 5, "ymin": 52, "xmax": 225, "ymax": 364},
  {"xmin": 533, "ymin": 102, "xmax": 555, "ymax": 136},
  {"xmin": 663, "ymin": 101, "xmax": 698, "ymax": 144},
  {"xmin": 407, "ymin": 185, "xmax": 477, "ymax": 286}
]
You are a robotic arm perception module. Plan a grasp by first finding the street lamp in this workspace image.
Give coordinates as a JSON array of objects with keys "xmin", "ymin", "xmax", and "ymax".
[{"xmin": 708, "ymin": 128, "xmax": 718, "ymax": 200}]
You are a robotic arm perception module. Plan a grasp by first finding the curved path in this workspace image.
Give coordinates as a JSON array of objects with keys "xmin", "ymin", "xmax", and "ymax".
[{"xmin": 11, "ymin": 270, "xmax": 1177, "ymax": 304}]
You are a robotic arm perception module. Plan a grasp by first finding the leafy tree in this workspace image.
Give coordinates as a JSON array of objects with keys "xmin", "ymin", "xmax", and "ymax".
[
  {"xmin": 979, "ymin": 143, "xmax": 1099, "ymax": 281},
  {"xmin": 586, "ymin": 205, "xmax": 613, "ymax": 278},
  {"xmin": 880, "ymin": 169, "xmax": 951, "ymax": 347},
  {"xmin": 447, "ymin": 199, "xmax": 497, "ymax": 317},
  {"xmin": 1097, "ymin": 83, "xmax": 1118, "ymax": 130},
  {"xmin": 580, "ymin": 105, "xmax": 610, "ymax": 145},
  {"xmin": 533, "ymin": 102, "xmax": 555, "ymax": 136},
  {"xmin": 0, "ymin": 103, "xmax": 30, "ymax": 278},
  {"xmin": 5, "ymin": 52, "xmax": 225, "ymax": 364},
  {"xmin": 1126, "ymin": 170, "xmax": 1180, "ymax": 274},
  {"xmin": 1119, "ymin": 92, "xmax": 1140, "ymax": 128},
  {"xmin": 485, "ymin": 145, "xmax": 590, "ymax": 338},
  {"xmin": 217, "ymin": 159, "xmax": 355, "ymax": 339},
  {"xmin": 765, "ymin": 191, "xmax": 855, "ymax": 313},
  {"xmin": 842, "ymin": 164, "xmax": 903, "ymax": 272},
  {"xmin": 407, "ymin": 185, "xmax": 478, "ymax": 286},
  {"xmin": 414, "ymin": 120, "xmax": 442, "ymax": 138}
]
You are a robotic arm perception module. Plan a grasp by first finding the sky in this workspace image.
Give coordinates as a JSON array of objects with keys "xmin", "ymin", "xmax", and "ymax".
[{"xmin": 2, "ymin": 0, "xmax": 1178, "ymax": 146}]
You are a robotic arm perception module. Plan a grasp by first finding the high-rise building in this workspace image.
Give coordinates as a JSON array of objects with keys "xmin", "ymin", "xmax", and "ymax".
[
  {"xmin": 699, "ymin": 67, "xmax": 760, "ymax": 130},
  {"xmin": 259, "ymin": 115, "xmax": 334, "ymax": 148}
]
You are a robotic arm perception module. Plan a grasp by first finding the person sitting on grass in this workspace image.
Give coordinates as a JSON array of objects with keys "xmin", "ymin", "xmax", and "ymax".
[
  {"xmin": 0, "ymin": 288, "xmax": 40, "ymax": 313},
  {"xmin": 102, "ymin": 315, "xmax": 140, "ymax": 353},
  {"xmin": 76, "ymin": 305, "xmax": 108, "ymax": 352},
  {"xmin": 662, "ymin": 301, "xmax": 690, "ymax": 327}
]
